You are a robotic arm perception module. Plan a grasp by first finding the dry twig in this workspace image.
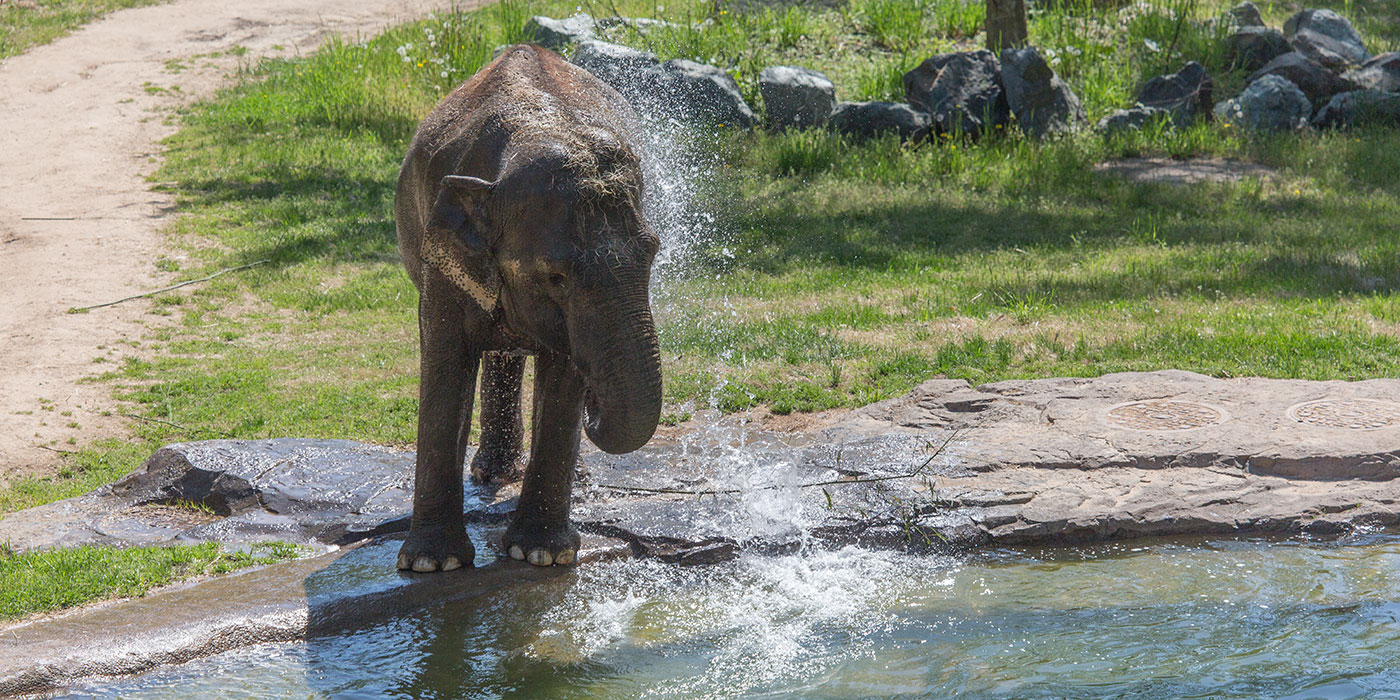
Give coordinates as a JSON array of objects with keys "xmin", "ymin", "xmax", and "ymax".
[{"xmin": 68, "ymin": 259, "xmax": 270, "ymax": 312}]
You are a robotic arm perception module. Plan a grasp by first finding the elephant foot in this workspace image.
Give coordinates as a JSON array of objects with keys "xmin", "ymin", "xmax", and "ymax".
[
  {"xmin": 397, "ymin": 523, "xmax": 474, "ymax": 573},
  {"xmin": 470, "ymin": 446, "xmax": 525, "ymax": 486},
  {"xmin": 503, "ymin": 517, "xmax": 580, "ymax": 567}
]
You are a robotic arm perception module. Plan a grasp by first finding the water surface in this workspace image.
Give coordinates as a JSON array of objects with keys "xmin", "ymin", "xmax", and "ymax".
[{"xmin": 66, "ymin": 532, "xmax": 1400, "ymax": 699}]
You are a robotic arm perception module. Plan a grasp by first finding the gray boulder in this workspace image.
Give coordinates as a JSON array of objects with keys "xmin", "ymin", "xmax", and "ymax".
[
  {"xmin": 829, "ymin": 101, "xmax": 931, "ymax": 141},
  {"xmin": 1225, "ymin": 26, "xmax": 1292, "ymax": 73},
  {"xmin": 571, "ymin": 42, "xmax": 755, "ymax": 128},
  {"xmin": 1248, "ymin": 51, "xmax": 1352, "ymax": 106},
  {"xmin": 1343, "ymin": 52, "xmax": 1400, "ymax": 93},
  {"xmin": 1312, "ymin": 89, "xmax": 1400, "ymax": 129},
  {"xmin": 524, "ymin": 15, "xmax": 597, "ymax": 48},
  {"xmin": 571, "ymin": 39, "xmax": 665, "ymax": 99},
  {"xmin": 1284, "ymin": 8, "xmax": 1370, "ymax": 71},
  {"xmin": 1000, "ymin": 45, "xmax": 1086, "ymax": 138},
  {"xmin": 904, "ymin": 50, "xmax": 1010, "ymax": 138},
  {"xmin": 1225, "ymin": 1, "xmax": 1265, "ymax": 28},
  {"xmin": 1137, "ymin": 61, "xmax": 1213, "ymax": 125},
  {"xmin": 661, "ymin": 59, "xmax": 756, "ymax": 128},
  {"xmin": 902, "ymin": 52, "xmax": 957, "ymax": 110},
  {"xmin": 1215, "ymin": 74, "xmax": 1311, "ymax": 131},
  {"xmin": 759, "ymin": 65, "xmax": 836, "ymax": 129},
  {"xmin": 1096, "ymin": 105, "xmax": 1171, "ymax": 135}
]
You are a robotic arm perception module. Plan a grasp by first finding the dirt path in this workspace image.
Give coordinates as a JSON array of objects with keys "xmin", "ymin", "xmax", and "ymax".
[{"xmin": 0, "ymin": 0, "xmax": 466, "ymax": 480}]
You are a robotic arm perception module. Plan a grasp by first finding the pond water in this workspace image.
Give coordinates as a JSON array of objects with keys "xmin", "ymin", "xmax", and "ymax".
[{"xmin": 63, "ymin": 531, "xmax": 1400, "ymax": 699}]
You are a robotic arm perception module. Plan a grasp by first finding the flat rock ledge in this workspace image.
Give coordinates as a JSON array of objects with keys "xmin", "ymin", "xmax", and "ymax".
[
  {"xmin": 8, "ymin": 370, "xmax": 1400, "ymax": 694},
  {"xmin": 6, "ymin": 370, "xmax": 1400, "ymax": 558}
]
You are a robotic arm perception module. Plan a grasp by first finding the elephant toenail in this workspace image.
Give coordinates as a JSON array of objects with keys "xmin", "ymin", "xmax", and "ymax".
[
  {"xmin": 412, "ymin": 556, "xmax": 438, "ymax": 572},
  {"xmin": 527, "ymin": 549, "xmax": 553, "ymax": 566},
  {"xmin": 509, "ymin": 545, "xmax": 525, "ymax": 560},
  {"xmin": 554, "ymin": 549, "xmax": 576, "ymax": 565},
  {"xmin": 396, "ymin": 553, "xmax": 412, "ymax": 570},
  {"xmin": 442, "ymin": 556, "xmax": 463, "ymax": 571}
]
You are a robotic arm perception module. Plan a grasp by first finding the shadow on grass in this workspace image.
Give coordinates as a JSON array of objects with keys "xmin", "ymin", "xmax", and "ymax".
[{"xmin": 178, "ymin": 167, "xmax": 401, "ymax": 268}]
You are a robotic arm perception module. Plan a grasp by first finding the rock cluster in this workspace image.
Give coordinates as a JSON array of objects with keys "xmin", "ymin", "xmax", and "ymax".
[
  {"xmin": 525, "ymin": 14, "xmax": 1101, "ymax": 142},
  {"xmin": 1213, "ymin": 5, "xmax": 1396, "ymax": 131}
]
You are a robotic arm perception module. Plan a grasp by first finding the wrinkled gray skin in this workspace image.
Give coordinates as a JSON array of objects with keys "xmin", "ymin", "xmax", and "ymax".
[{"xmin": 394, "ymin": 45, "xmax": 663, "ymax": 571}]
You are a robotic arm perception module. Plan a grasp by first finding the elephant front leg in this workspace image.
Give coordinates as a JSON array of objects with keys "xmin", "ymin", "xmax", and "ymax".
[
  {"xmin": 469, "ymin": 352, "xmax": 526, "ymax": 485},
  {"xmin": 505, "ymin": 350, "xmax": 585, "ymax": 566},
  {"xmin": 399, "ymin": 284, "xmax": 479, "ymax": 573}
]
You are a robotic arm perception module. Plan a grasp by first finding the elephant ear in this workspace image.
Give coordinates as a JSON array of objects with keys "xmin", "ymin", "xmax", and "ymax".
[{"xmin": 424, "ymin": 175, "xmax": 502, "ymax": 311}]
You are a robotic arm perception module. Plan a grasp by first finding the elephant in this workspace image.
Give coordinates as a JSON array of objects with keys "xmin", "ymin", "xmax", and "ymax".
[{"xmin": 393, "ymin": 45, "xmax": 663, "ymax": 572}]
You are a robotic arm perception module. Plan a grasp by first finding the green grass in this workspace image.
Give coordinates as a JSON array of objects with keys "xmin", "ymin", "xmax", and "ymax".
[
  {"xmin": 4, "ymin": 0, "xmax": 1400, "ymax": 511},
  {"xmin": 0, "ymin": 0, "xmax": 168, "ymax": 61},
  {"xmin": 0, "ymin": 541, "xmax": 301, "ymax": 621}
]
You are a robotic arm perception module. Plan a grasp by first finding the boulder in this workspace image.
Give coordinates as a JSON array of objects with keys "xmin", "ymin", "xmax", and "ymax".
[
  {"xmin": 660, "ymin": 59, "xmax": 756, "ymax": 128},
  {"xmin": 1224, "ymin": 26, "xmax": 1292, "ymax": 73},
  {"xmin": 571, "ymin": 42, "xmax": 755, "ymax": 128},
  {"xmin": 829, "ymin": 101, "xmax": 931, "ymax": 141},
  {"xmin": 1225, "ymin": 1, "xmax": 1264, "ymax": 28},
  {"xmin": 1096, "ymin": 105, "xmax": 1171, "ymax": 135},
  {"xmin": 1248, "ymin": 51, "xmax": 1352, "ymax": 106},
  {"xmin": 1283, "ymin": 8, "xmax": 1370, "ymax": 71},
  {"xmin": 523, "ymin": 15, "xmax": 597, "ymax": 48},
  {"xmin": 1215, "ymin": 74, "xmax": 1311, "ymax": 131},
  {"xmin": 595, "ymin": 16, "xmax": 681, "ymax": 32},
  {"xmin": 999, "ymin": 45, "xmax": 1086, "ymax": 138},
  {"xmin": 1312, "ymin": 89, "xmax": 1400, "ymax": 129},
  {"xmin": 1137, "ymin": 61, "xmax": 1213, "ymax": 125},
  {"xmin": 902, "ymin": 52, "xmax": 956, "ymax": 111},
  {"xmin": 903, "ymin": 50, "xmax": 1010, "ymax": 138},
  {"xmin": 1343, "ymin": 52, "xmax": 1400, "ymax": 93},
  {"xmin": 758, "ymin": 65, "xmax": 835, "ymax": 129},
  {"xmin": 570, "ymin": 39, "xmax": 666, "ymax": 101}
]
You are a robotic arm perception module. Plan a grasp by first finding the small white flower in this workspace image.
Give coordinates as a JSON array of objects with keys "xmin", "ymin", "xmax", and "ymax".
[{"xmin": 1144, "ymin": 38, "xmax": 1160, "ymax": 52}]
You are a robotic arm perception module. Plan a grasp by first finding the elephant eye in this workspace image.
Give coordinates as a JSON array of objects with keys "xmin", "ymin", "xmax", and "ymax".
[{"xmin": 548, "ymin": 272, "xmax": 567, "ymax": 287}]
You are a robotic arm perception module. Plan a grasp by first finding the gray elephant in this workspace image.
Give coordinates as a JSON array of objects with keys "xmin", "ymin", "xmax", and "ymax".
[{"xmin": 393, "ymin": 45, "xmax": 663, "ymax": 571}]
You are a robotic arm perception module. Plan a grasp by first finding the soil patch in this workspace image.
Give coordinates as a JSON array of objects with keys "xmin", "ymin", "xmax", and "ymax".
[{"xmin": 0, "ymin": 0, "xmax": 463, "ymax": 480}]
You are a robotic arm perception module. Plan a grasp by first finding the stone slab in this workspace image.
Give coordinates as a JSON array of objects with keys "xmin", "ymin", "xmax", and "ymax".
[{"xmin": 0, "ymin": 532, "xmax": 629, "ymax": 697}]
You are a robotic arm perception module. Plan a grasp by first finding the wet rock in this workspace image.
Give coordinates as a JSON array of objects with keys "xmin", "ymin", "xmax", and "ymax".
[
  {"xmin": 829, "ymin": 101, "xmax": 931, "ymax": 141},
  {"xmin": 1283, "ymin": 8, "xmax": 1370, "ymax": 71},
  {"xmin": 595, "ymin": 16, "xmax": 681, "ymax": 33},
  {"xmin": 903, "ymin": 50, "xmax": 1010, "ymax": 138},
  {"xmin": 999, "ymin": 45, "xmax": 1086, "ymax": 138},
  {"xmin": 1096, "ymin": 105, "xmax": 1171, "ymax": 134},
  {"xmin": 1224, "ymin": 26, "xmax": 1292, "ymax": 72},
  {"xmin": 1137, "ymin": 61, "xmax": 1213, "ymax": 125},
  {"xmin": 1215, "ymin": 74, "xmax": 1312, "ymax": 131},
  {"xmin": 1225, "ymin": 1, "xmax": 1264, "ymax": 28},
  {"xmin": 1248, "ymin": 51, "xmax": 1352, "ymax": 106},
  {"xmin": 1343, "ymin": 52, "xmax": 1400, "ymax": 93},
  {"xmin": 1312, "ymin": 89, "xmax": 1400, "ymax": 129},
  {"xmin": 759, "ymin": 65, "xmax": 835, "ymax": 129},
  {"xmin": 523, "ymin": 15, "xmax": 597, "ymax": 48},
  {"xmin": 570, "ymin": 39, "xmax": 666, "ymax": 101},
  {"xmin": 570, "ymin": 41, "xmax": 754, "ymax": 128},
  {"xmin": 661, "ymin": 58, "xmax": 756, "ymax": 128}
]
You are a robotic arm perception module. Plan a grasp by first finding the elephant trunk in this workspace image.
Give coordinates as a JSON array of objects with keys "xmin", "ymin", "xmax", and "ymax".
[{"xmin": 573, "ymin": 287, "xmax": 662, "ymax": 455}]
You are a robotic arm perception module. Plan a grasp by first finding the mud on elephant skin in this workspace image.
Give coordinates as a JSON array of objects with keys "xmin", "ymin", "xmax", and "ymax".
[{"xmin": 394, "ymin": 45, "xmax": 663, "ymax": 572}]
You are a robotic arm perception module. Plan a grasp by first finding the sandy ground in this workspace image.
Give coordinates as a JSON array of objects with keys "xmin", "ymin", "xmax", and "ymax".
[{"xmin": 0, "ymin": 0, "xmax": 466, "ymax": 480}]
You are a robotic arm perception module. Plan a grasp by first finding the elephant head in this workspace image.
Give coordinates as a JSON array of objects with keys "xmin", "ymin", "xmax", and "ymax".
[{"xmin": 426, "ymin": 133, "xmax": 662, "ymax": 454}]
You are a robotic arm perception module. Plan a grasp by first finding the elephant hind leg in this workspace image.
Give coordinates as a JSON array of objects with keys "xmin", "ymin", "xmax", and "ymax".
[{"xmin": 470, "ymin": 352, "xmax": 527, "ymax": 485}]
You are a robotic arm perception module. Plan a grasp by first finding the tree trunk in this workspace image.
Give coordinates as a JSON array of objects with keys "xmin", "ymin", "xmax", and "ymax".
[{"xmin": 985, "ymin": 0, "xmax": 1029, "ymax": 51}]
